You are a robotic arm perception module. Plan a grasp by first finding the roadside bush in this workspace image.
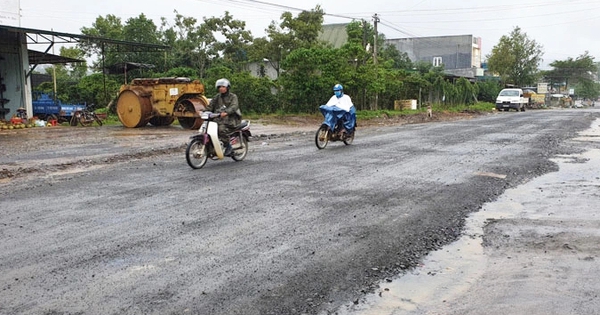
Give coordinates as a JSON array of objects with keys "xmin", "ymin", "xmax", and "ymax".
[{"xmin": 476, "ymin": 80, "xmax": 502, "ymax": 103}]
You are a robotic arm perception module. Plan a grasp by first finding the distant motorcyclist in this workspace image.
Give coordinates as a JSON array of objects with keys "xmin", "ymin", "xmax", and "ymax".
[
  {"xmin": 320, "ymin": 83, "xmax": 356, "ymax": 135},
  {"xmin": 203, "ymin": 78, "xmax": 242, "ymax": 156}
]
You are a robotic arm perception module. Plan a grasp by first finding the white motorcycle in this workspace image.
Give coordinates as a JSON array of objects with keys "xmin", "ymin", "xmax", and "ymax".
[{"xmin": 185, "ymin": 111, "xmax": 251, "ymax": 169}]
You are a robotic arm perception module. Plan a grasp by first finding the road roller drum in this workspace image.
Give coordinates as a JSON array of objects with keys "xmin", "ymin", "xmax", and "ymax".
[{"xmin": 116, "ymin": 77, "xmax": 208, "ymax": 129}]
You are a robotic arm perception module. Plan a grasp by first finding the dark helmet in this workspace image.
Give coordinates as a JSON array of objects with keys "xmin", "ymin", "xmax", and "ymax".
[
  {"xmin": 215, "ymin": 78, "xmax": 231, "ymax": 92},
  {"xmin": 333, "ymin": 83, "xmax": 343, "ymax": 98}
]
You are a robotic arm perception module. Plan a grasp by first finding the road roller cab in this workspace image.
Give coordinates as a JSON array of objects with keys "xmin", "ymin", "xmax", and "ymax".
[{"xmin": 116, "ymin": 77, "xmax": 209, "ymax": 129}]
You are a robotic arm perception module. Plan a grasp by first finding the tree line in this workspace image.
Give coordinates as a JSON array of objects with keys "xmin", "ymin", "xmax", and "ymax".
[
  {"xmin": 36, "ymin": 8, "xmax": 599, "ymax": 113},
  {"xmin": 486, "ymin": 26, "xmax": 599, "ymax": 99}
]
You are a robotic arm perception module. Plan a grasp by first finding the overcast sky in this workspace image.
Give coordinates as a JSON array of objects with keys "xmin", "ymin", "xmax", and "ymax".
[{"xmin": 14, "ymin": 0, "xmax": 600, "ymax": 69}]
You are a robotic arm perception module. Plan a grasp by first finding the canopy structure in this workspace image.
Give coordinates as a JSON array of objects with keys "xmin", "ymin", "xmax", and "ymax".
[
  {"xmin": 27, "ymin": 49, "xmax": 83, "ymax": 65},
  {"xmin": 105, "ymin": 62, "xmax": 155, "ymax": 84},
  {"xmin": 0, "ymin": 24, "xmax": 171, "ymax": 118},
  {"xmin": 0, "ymin": 25, "xmax": 169, "ymax": 77},
  {"xmin": 0, "ymin": 25, "xmax": 169, "ymax": 52}
]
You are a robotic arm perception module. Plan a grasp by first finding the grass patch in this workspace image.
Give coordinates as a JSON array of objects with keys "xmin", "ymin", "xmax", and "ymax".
[
  {"xmin": 99, "ymin": 114, "xmax": 122, "ymax": 126},
  {"xmin": 97, "ymin": 102, "xmax": 496, "ymax": 127},
  {"xmin": 244, "ymin": 112, "xmax": 321, "ymax": 125},
  {"xmin": 437, "ymin": 102, "xmax": 496, "ymax": 112}
]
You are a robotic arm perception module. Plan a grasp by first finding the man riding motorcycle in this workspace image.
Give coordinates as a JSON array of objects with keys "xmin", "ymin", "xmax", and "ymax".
[
  {"xmin": 319, "ymin": 83, "xmax": 356, "ymax": 135},
  {"xmin": 202, "ymin": 78, "xmax": 242, "ymax": 156}
]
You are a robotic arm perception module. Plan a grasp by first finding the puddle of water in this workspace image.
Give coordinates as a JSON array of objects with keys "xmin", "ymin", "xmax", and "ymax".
[
  {"xmin": 47, "ymin": 164, "xmax": 106, "ymax": 177},
  {"xmin": 332, "ymin": 210, "xmax": 495, "ymax": 315},
  {"xmin": 572, "ymin": 117, "xmax": 600, "ymax": 142},
  {"xmin": 474, "ymin": 171, "xmax": 507, "ymax": 179}
]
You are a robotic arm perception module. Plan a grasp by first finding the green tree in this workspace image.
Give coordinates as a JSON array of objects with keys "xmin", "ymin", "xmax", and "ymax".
[
  {"xmin": 121, "ymin": 14, "xmax": 163, "ymax": 71},
  {"xmin": 203, "ymin": 66, "xmax": 277, "ymax": 114},
  {"xmin": 487, "ymin": 26, "xmax": 543, "ymax": 87},
  {"xmin": 159, "ymin": 11, "xmax": 219, "ymax": 78},
  {"xmin": 339, "ymin": 21, "xmax": 375, "ymax": 109},
  {"xmin": 79, "ymin": 14, "xmax": 125, "ymax": 70},
  {"xmin": 35, "ymin": 47, "xmax": 88, "ymax": 104},
  {"xmin": 279, "ymin": 47, "xmax": 348, "ymax": 112},
  {"xmin": 381, "ymin": 44, "xmax": 412, "ymax": 70},
  {"xmin": 476, "ymin": 80, "xmax": 502, "ymax": 103},
  {"xmin": 543, "ymin": 51, "xmax": 598, "ymax": 92},
  {"xmin": 403, "ymin": 62, "xmax": 446, "ymax": 106},
  {"xmin": 75, "ymin": 73, "xmax": 120, "ymax": 108},
  {"xmin": 575, "ymin": 80, "xmax": 600, "ymax": 100},
  {"xmin": 59, "ymin": 47, "xmax": 88, "ymax": 80},
  {"xmin": 277, "ymin": 6, "xmax": 325, "ymax": 47},
  {"xmin": 345, "ymin": 20, "xmax": 371, "ymax": 48},
  {"xmin": 250, "ymin": 6, "xmax": 326, "ymax": 78},
  {"xmin": 229, "ymin": 73, "xmax": 278, "ymax": 114},
  {"xmin": 80, "ymin": 13, "xmax": 167, "ymax": 73},
  {"xmin": 343, "ymin": 20, "xmax": 392, "ymax": 110},
  {"xmin": 455, "ymin": 77, "xmax": 478, "ymax": 105},
  {"xmin": 204, "ymin": 11, "xmax": 253, "ymax": 70}
]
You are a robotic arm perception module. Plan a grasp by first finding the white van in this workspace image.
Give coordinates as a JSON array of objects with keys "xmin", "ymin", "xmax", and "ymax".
[{"xmin": 495, "ymin": 88, "xmax": 527, "ymax": 112}]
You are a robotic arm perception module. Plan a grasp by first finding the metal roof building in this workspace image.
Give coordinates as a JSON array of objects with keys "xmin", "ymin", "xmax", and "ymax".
[{"xmin": 0, "ymin": 25, "xmax": 169, "ymax": 120}]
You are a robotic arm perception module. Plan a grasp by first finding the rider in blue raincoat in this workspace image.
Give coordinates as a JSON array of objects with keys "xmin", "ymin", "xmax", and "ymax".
[{"xmin": 319, "ymin": 84, "xmax": 356, "ymax": 135}]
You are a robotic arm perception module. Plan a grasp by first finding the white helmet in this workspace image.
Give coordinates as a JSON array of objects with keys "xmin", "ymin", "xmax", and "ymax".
[{"xmin": 215, "ymin": 78, "xmax": 231, "ymax": 90}]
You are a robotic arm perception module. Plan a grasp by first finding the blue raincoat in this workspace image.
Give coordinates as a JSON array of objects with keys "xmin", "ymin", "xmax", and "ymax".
[{"xmin": 319, "ymin": 105, "xmax": 356, "ymax": 132}]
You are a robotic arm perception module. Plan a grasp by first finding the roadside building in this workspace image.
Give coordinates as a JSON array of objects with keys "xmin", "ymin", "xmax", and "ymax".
[
  {"xmin": 385, "ymin": 34, "xmax": 484, "ymax": 79},
  {"xmin": 317, "ymin": 24, "xmax": 484, "ymax": 80}
]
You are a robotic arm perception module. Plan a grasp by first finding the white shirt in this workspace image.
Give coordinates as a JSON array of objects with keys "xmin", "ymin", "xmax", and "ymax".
[{"xmin": 325, "ymin": 94, "xmax": 353, "ymax": 112}]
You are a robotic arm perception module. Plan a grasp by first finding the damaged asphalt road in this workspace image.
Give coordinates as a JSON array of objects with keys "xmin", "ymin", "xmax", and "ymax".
[
  {"xmin": 1, "ymin": 109, "xmax": 599, "ymax": 314},
  {"xmin": 334, "ymin": 114, "xmax": 600, "ymax": 315}
]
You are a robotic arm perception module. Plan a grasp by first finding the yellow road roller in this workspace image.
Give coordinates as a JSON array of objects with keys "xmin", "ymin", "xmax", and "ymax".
[{"xmin": 116, "ymin": 77, "xmax": 209, "ymax": 129}]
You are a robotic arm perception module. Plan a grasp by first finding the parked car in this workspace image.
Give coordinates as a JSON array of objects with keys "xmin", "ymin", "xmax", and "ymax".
[{"xmin": 495, "ymin": 88, "xmax": 527, "ymax": 112}]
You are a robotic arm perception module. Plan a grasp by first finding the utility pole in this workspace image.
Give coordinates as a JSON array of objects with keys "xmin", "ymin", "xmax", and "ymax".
[
  {"xmin": 362, "ymin": 19, "xmax": 368, "ymax": 49},
  {"xmin": 51, "ymin": 32, "xmax": 57, "ymax": 102},
  {"xmin": 372, "ymin": 13, "xmax": 380, "ymax": 110},
  {"xmin": 373, "ymin": 13, "xmax": 379, "ymax": 65}
]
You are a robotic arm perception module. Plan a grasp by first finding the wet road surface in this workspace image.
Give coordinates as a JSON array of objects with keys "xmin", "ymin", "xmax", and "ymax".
[
  {"xmin": 1, "ymin": 109, "xmax": 599, "ymax": 314},
  {"xmin": 334, "ymin": 116, "xmax": 600, "ymax": 314}
]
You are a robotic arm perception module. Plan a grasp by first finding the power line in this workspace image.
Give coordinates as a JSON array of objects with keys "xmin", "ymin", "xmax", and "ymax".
[
  {"xmin": 386, "ymin": 5, "xmax": 600, "ymax": 24},
  {"xmin": 378, "ymin": 20, "xmax": 420, "ymax": 38},
  {"xmin": 197, "ymin": 0, "xmax": 361, "ymax": 20},
  {"xmin": 380, "ymin": 0, "xmax": 597, "ymax": 16}
]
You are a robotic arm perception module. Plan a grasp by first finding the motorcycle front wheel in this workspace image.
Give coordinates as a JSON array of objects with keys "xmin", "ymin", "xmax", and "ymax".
[
  {"xmin": 186, "ymin": 139, "xmax": 208, "ymax": 169},
  {"xmin": 315, "ymin": 125, "xmax": 329, "ymax": 149},
  {"xmin": 231, "ymin": 136, "xmax": 249, "ymax": 161},
  {"xmin": 79, "ymin": 116, "xmax": 93, "ymax": 127},
  {"xmin": 93, "ymin": 115, "xmax": 103, "ymax": 126}
]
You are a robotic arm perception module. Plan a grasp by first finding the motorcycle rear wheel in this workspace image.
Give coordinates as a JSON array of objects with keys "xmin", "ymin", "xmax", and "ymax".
[
  {"xmin": 231, "ymin": 136, "xmax": 248, "ymax": 161},
  {"xmin": 186, "ymin": 139, "xmax": 208, "ymax": 169},
  {"xmin": 315, "ymin": 125, "xmax": 329, "ymax": 149},
  {"xmin": 343, "ymin": 131, "xmax": 354, "ymax": 145}
]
